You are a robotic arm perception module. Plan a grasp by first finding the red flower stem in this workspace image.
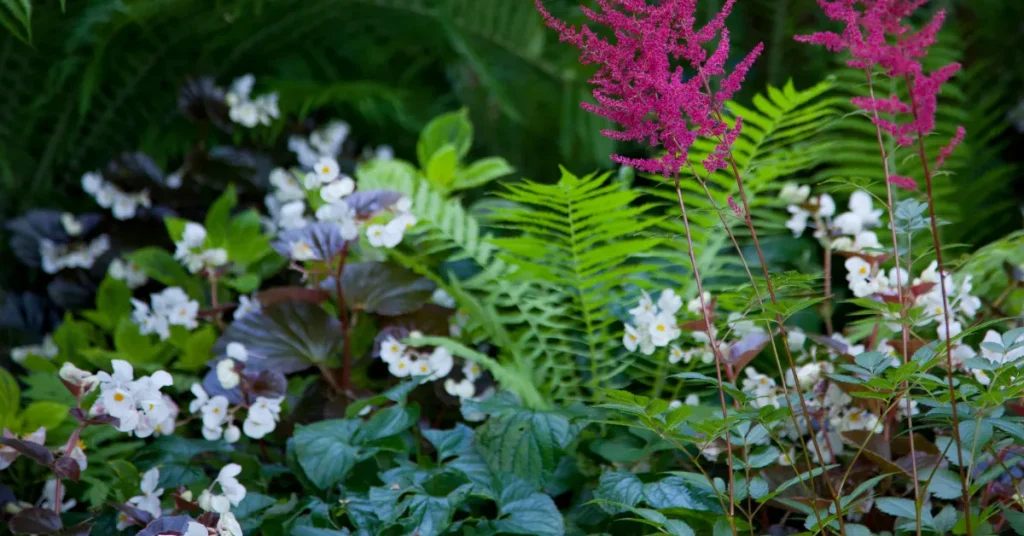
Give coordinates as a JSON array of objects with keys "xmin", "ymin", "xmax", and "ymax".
[
  {"xmin": 671, "ymin": 173, "xmax": 737, "ymax": 536},
  {"xmin": 904, "ymin": 73, "xmax": 972, "ymax": 536},
  {"xmin": 336, "ymin": 242, "xmax": 352, "ymax": 390},
  {"xmin": 865, "ymin": 67, "xmax": 922, "ymax": 536}
]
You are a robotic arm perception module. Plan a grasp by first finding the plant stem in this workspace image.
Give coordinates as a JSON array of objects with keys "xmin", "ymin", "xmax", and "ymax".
[
  {"xmin": 336, "ymin": 242, "xmax": 352, "ymax": 389},
  {"xmin": 672, "ymin": 174, "xmax": 737, "ymax": 536},
  {"xmin": 865, "ymin": 67, "xmax": 922, "ymax": 536},
  {"xmin": 904, "ymin": 73, "xmax": 972, "ymax": 536}
]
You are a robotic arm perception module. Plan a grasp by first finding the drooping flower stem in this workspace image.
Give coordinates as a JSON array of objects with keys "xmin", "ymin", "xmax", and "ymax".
[
  {"xmin": 906, "ymin": 75, "xmax": 973, "ymax": 536},
  {"xmin": 865, "ymin": 67, "xmax": 922, "ymax": 536},
  {"xmin": 671, "ymin": 174, "xmax": 737, "ymax": 536},
  {"xmin": 725, "ymin": 156, "xmax": 846, "ymax": 534}
]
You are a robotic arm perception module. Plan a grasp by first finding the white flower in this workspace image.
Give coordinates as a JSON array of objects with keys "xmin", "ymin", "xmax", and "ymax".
[
  {"xmin": 809, "ymin": 431, "xmax": 845, "ymax": 464},
  {"xmin": 786, "ymin": 208, "xmax": 810, "ymax": 237},
  {"xmin": 109, "ymin": 259, "xmax": 148, "ymax": 289},
  {"xmin": 816, "ymin": 194, "xmax": 836, "ymax": 217},
  {"xmin": 785, "ymin": 362, "xmax": 827, "ymax": 388},
  {"xmin": 657, "ymin": 289, "xmax": 683, "ymax": 316},
  {"xmin": 834, "ymin": 408, "xmax": 881, "ymax": 433},
  {"xmin": 203, "ymin": 464, "xmax": 246, "ymax": 514},
  {"xmin": 852, "ymin": 231, "xmax": 881, "ymax": 252},
  {"xmin": 668, "ymin": 345, "xmax": 685, "ymax": 364},
  {"xmin": 289, "ymin": 240, "xmax": 316, "ymax": 261},
  {"xmin": 224, "ymin": 424, "xmax": 241, "ymax": 444},
  {"xmin": 628, "ymin": 291, "xmax": 657, "ymax": 320},
  {"xmin": 82, "ymin": 171, "xmax": 103, "ymax": 195},
  {"xmin": 312, "ymin": 157, "xmax": 340, "ymax": 184},
  {"xmin": 981, "ymin": 330, "xmax": 1024, "ymax": 365},
  {"xmin": 848, "ymin": 191, "xmax": 882, "ymax": 228},
  {"xmin": 431, "ymin": 289, "xmax": 456, "ymax": 308},
  {"xmin": 623, "ymin": 324, "xmax": 641, "ymax": 352},
  {"xmin": 227, "ymin": 74, "xmax": 254, "ymax": 104},
  {"xmin": 217, "ymin": 512, "xmax": 243, "ymax": 536},
  {"xmin": 226, "ymin": 342, "xmax": 249, "ymax": 362},
  {"xmin": 833, "ymin": 211, "xmax": 864, "ymax": 235},
  {"xmin": 779, "ymin": 183, "xmax": 811, "ymax": 204},
  {"xmin": 396, "ymin": 196, "xmax": 412, "ymax": 213},
  {"xmin": 201, "ymin": 396, "xmax": 230, "ymax": 430},
  {"xmin": 60, "ymin": 213, "xmax": 83, "ymax": 236},
  {"xmin": 202, "ymin": 424, "xmax": 224, "ymax": 441},
  {"xmin": 97, "ymin": 360, "xmax": 138, "ymax": 426},
  {"xmin": 278, "ymin": 201, "xmax": 309, "ymax": 230},
  {"xmin": 379, "ymin": 336, "xmax": 406, "ymax": 364},
  {"xmin": 684, "ymin": 394, "xmax": 700, "ymax": 406},
  {"xmin": 462, "ymin": 361, "xmax": 482, "ymax": 382},
  {"xmin": 445, "ymin": 378, "xmax": 475, "ymax": 399},
  {"xmin": 270, "ymin": 168, "xmax": 305, "ymax": 202},
  {"xmin": 59, "ymin": 362, "xmax": 98, "ymax": 392},
  {"xmin": 726, "ymin": 312, "xmax": 761, "ymax": 338},
  {"xmin": 320, "ymin": 177, "xmax": 355, "ymax": 203},
  {"xmin": 778, "ymin": 448, "xmax": 795, "ymax": 466},
  {"xmin": 426, "ymin": 347, "xmax": 454, "ymax": 380},
  {"xmin": 367, "ymin": 224, "xmax": 402, "ymax": 248},
  {"xmin": 388, "ymin": 355, "xmax": 413, "ymax": 377},
  {"xmin": 668, "ymin": 400, "xmax": 683, "ymax": 410},
  {"xmin": 686, "ymin": 292, "xmax": 711, "ymax": 315},
  {"xmin": 234, "ymin": 295, "xmax": 261, "ymax": 321},
  {"xmin": 184, "ymin": 522, "xmax": 209, "ymax": 536},
  {"xmin": 845, "ymin": 257, "xmax": 872, "ymax": 283},
  {"xmin": 742, "ymin": 368, "xmax": 776, "ymax": 396},
  {"xmin": 230, "ymin": 101, "xmax": 260, "ymax": 127},
  {"xmin": 189, "ymin": 383, "xmax": 210, "ymax": 413},
  {"xmin": 129, "ymin": 467, "xmax": 164, "ymax": 518},
  {"xmin": 647, "ymin": 312, "xmax": 680, "ymax": 347},
  {"xmin": 310, "ymin": 121, "xmax": 350, "ymax": 155},
  {"xmin": 411, "ymin": 359, "xmax": 432, "ymax": 377},
  {"xmin": 788, "ymin": 329, "xmax": 806, "ymax": 349},
  {"xmin": 315, "ymin": 200, "xmax": 359, "ymax": 240},
  {"xmin": 216, "ymin": 360, "xmax": 241, "ymax": 390},
  {"xmin": 243, "ymin": 397, "xmax": 282, "ymax": 439},
  {"xmin": 10, "ymin": 335, "xmax": 60, "ymax": 364},
  {"xmin": 41, "ymin": 479, "xmax": 76, "ymax": 512},
  {"xmin": 181, "ymin": 223, "xmax": 208, "ymax": 249}
]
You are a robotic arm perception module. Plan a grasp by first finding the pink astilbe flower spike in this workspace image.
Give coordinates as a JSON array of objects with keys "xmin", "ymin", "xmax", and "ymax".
[
  {"xmin": 796, "ymin": 1, "xmax": 964, "ymax": 154},
  {"xmin": 535, "ymin": 0, "xmax": 762, "ymax": 176},
  {"xmin": 888, "ymin": 175, "xmax": 918, "ymax": 190}
]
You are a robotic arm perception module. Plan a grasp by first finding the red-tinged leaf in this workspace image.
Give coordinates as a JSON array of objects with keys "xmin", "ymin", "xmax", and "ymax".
[
  {"xmin": 59, "ymin": 522, "xmax": 93, "ymax": 536},
  {"xmin": 727, "ymin": 331, "xmax": 770, "ymax": 370},
  {"xmin": 9, "ymin": 508, "xmax": 63, "ymax": 534},
  {"xmin": 110, "ymin": 502, "xmax": 155, "ymax": 526},
  {"xmin": 909, "ymin": 282, "xmax": 935, "ymax": 298},
  {"xmin": 0, "ymin": 437, "xmax": 54, "ymax": 466},
  {"xmin": 891, "ymin": 433, "xmax": 939, "ymax": 456},
  {"xmin": 54, "ymin": 456, "xmax": 81, "ymax": 482},
  {"xmin": 69, "ymin": 408, "xmax": 87, "ymax": 423},
  {"xmin": 256, "ymin": 286, "xmax": 330, "ymax": 308},
  {"xmin": 136, "ymin": 515, "xmax": 197, "ymax": 536}
]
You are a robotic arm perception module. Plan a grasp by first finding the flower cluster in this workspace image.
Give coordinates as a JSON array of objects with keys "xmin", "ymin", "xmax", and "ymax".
[
  {"xmin": 197, "ymin": 464, "xmax": 247, "ymax": 520},
  {"xmin": 796, "ymin": 0, "xmax": 964, "ymax": 188},
  {"xmin": 9, "ymin": 335, "xmax": 59, "ymax": 364},
  {"xmin": 108, "ymin": 258, "xmax": 149, "ymax": 288},
  {"xmin": 131, "ymin": 287, "xmax": 201, "ymax": 340},
  {"xmin": 225, "ymin": 74, "xmax": 279, "ymax": 128},
  {"xmin": 265, "ymin": 168, "xmax": 309, "ymax": 231},
  {"xmin": 81, "ymin": 170, "xmax": 152, "ymax": 220},
  {"xmin": 190, "ymin": 344, "xmax": 284, "ymax": 441},
  {"xmin": 378, "ymin": 333, "xmax": 454, "ymax": 380},
  {"xmin": 536, "ymin": 0, "xmax": 761, "ymax": 176},
  {"xmin": 289, "ymin": 120, "xmax": 350, "ymax": 168},
  {"xmin": 39, "ymin": 234, "xmax": 110, "ymax": 274},
  {"xmin": 174, "ymin": 222, "xmax": 229, "ymax": 274},
  {"xmin": 366, "ymin": 196, "xmax": 416, "ymax": 249},
  {"xmin": 92, "ymin": 360, "xmax": 178, "ymax": 438},
  {"xmin": 622, "ymin": 289, "xmax": 683, "ymax": 355}
]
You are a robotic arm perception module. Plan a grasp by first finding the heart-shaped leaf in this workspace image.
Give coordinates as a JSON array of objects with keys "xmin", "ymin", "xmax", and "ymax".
[
  {"xmin": 54, "ymin": 456, "xmax": 81, "ymax": 482},
  {"xmin": 330, "ymin": 262, "xmax": 435, "ymax": 316},
  {"xmin": 135, "ymin": 515, "xmax": 195, "ymax": 536},
  {"xmin": 213, "ymin": 302, "xmax": 343, "ymax": 374},
  {"xmin": 271, "ymin": 222, "xmax": 349, "ymax": 261},
  {"xmin": 9, "ymin": 508, "xmax": 63, "ymax": 534}
]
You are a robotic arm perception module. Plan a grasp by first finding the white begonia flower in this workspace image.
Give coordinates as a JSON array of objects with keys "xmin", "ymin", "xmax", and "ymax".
[
  {"xmin": 201, "ymin": 395, "xmax": 230, "ymax": 431},
  {"xmin": 181, "ymin": 223, "xmax": 208, "ymax": 249},
  {"xmin": 320, "ymin": 177, "xmax": 355, "ymax": 203},
  {"xmin": 779, "ymin": 183, "xmax": 811, "ymax": 204},
  {"xmin": 216, "ymin": 360, "xmax": 241, "ymax": 390},
  {"xmin": 312, "ymin": 156, "xmax": 340, "ymax": 184},
  {"xmin": 834, "ymin": 408, "xmax": 881, "ymax": 433},
  {"xmin": 278, "ymin": 201, "xmax": 309, "ymax": 230},
  {"xmin": 445, "ymin": 378, "xmax": 475, "ymax": 399},
  {"xmin": 184, "ymin": 522, "xmax": 209, "ymax": 536},
  {"xmin": 742, "ymin": 368, "xmax": 776, "ymax": 396},
  {"xmin": 226, "ymin": 342, "xmax": 249, "ymax": 362},
  {"xmin": 374, "ymin": 145, "xmax": 395, "ymax": 161},
  {"xmin": 699, "ymin": 440, "xmax": 724, "ymax": 462},
  {"xmin": 386, "ymin": 212, "xmax": 417, "ymax": 238},
  {"xmin": 848, "ymin": 191, "xmax": 882, "ymax": 228},
  {"xmin": 668, "ymin": 345, "xmax": 685, "ymax": 364},
  {"xmin": 431, "ymin": 289, "xmax": 456, "ymax": 308},
  {"xmin": 289, "ymin": 240, "xmax": 316, "ymax": 261},
  {"xmin": 462, "ymin": 361, "xmax": 482, "ymax": 382},
  {"xmin": 230, "ymin": 101, "xmax": 260, "ymax": 127},
  {"xmin": 622, "ymin": 324, "xmax": 642, "ymax": 353},
  {"xmin": 778, "ymin": 448, "xmax": 796, "ymax": 466},
  {"xmin": 189, "ymin": 383, "xmax": 210, "ymax": 413},
  {"xmin": 684, "ymin": 394, "xmax": 700, "ymax": 406},
  {"xmin": 833, "ymin": 211, "xmax": 865, "ymax": 235},
  {"xmin": 844, "ymin": 256, "xmax": 872, "ymax": 283},
  {"xmin": 202, "ymin": 424, "xmax": 224, "ymax": 441},
  {"xmin": 685, "ymin": 292, "xmax": 711, "ymax": 316},
  {"xmin": 668, "ymin": 400, "xmax": 683, "ymax": 410},
  {"xmin": 315, "ymin": 200, "xmax": 360, "ymax": 240},
  {"xmin": 852, "ymin": 231, "xmax": 881, "ymax": 252},
  {"xmin": 647, "ymin": 311, "xmax": 680, "ymax": 347},
  {"xmin": 426, "ymin": 347, "xmax": 454, "ymax": 381},
  {"xmin": 310, "ymin": 121, "xmax": 350, "ymax": 155},
  {"xmin": 59, "ymin": 362, "xmax": 98, "ymax": 392},
  {"xmin": 628, "ymin": 291, "xmax": 657, "ymax": 320},
  {"xmin": 41, "ymin": 478, "xmax": 76, "ymax": 512},
  {"xmin": 254, "ymin": 93, "xmax": 279, "ymax": 125},
  {"xmin": 288, "ymin": 136, "xmax": 320, "ymax": 168},
  {"xmin": 388, "ymin": 355, "xmax": 413, "ymax": 378},
  {"xmin": 60, "ymin": 213, "xmax": 83, "ymax": 236},
  {"xmin": 217, "ymin": 512, "xmax": 244, "ymax": 536},
  {"xmin": 396, "ymin": 196, "xmax": 412, "ymax": 213},
  {"xmin": 412, "ymin": 360, "xmax": 432, "ymax": 377},
  {"xmin": 786, "ymin": 208, "xmax": 810, "ymax": 237},
  {"xmin": 96, "ymin": 360, "xmax": 139, "ymax": 429},
  {"xmin": 785, "ymin": 362, "xmax": 827, "ymax": 388},
  {"xmin": 82, "ymin": 171, "xmax": 103, "ymax": 195},
  {"xmin": 227, "ymin": 74, "xmax": 254, "ymax": 104},
  {"xmin": 202, "ymin": 463, "xmax": 246, "ymax": 514},
  {"xmin": 809, "ymin": 431, "xmax": 845, "ymax": 464},
  {"xmin": 657, "ymin": 289, "xmax": 683, "ymax": 316},
  {"xmin": 129, "ymin": 467, "xmax": 164, "ymax": 518},
  {"xmin": 243, "ymin": 397, "xmax": 283, "ymax": 439},
  {"xmin": 981, "ymin": 329, "xmax": 1024, "ymax": 364},
  {"xmin": 726, "ymin": 312, "xmax": 761, "ymax": 338},
  {"xmin": 224, "ymin": 424, "xmax": 241, "ymax": 444},
  {"xmin": 787, "ymin": 329, "xmax": 806, "ymax": 349},
  {"xmin": 234, "ymin": 295, "xmax": 261, "ymax": 321},
  {"xmin": 109, "ymin": 259, "xmax": 148, "ymax": 289},
  {"xmin": 816, "ymin": 194, "xmax": 836, "ymax": 217},
  {"xmin": 367, "ymin": 224, "xmax": 402, "ymax": 248},
  {"xmin": 379, "ymin": 336, "xmax": 406, "ymax": 364},
  {"xmin": 270, "ymin": 168, "xmax": 305, "ymax": 202},
  {"xmin": 9, "ymin": 335, "xmax": 60, "ymax": 364}
]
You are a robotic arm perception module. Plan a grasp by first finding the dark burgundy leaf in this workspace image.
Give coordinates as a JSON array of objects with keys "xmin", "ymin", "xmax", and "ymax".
[
  {"xmin": 805, "ymin": 333, "xmax": 849, "ymax": 354},
  {"xmin": 47, "ymin": 276, "xmax": 97, "ymax": 311},
  {"xmin": 271, "ymin": 222, "xmax": 350, "ymax": 261},
  {"xmin": 329, "ymin": 261, "xmax": 435, "ymax": 316},
  {"xmin": 256, "ymin": 286, "xmax": 330, "ymax": 308},
  {"xmin": 69, "ymin": 408, "xmax": 87, "ymax": 422},
  {"xmin": 0, "ymin": 291, "xmax": 62, "ymax": 334},
  {"xmin": 136, "ymin": 515, "xmax": 195, "ymax": 536},
  {"xmin": 178, "ymin": 76, "xmax": 231, "ymax": 132},
  {"xmin": 58, "ymin": 521, "xmax": 93, "ymax": 536},
  {"xmin": 5, "ymin": 210, "xmax": 104, "ymax": 268},
  {"xmin": 89, "ymin": 414, "xmax": 121, "ymax": 426},
  {"xmin": 0, "ymin": 437, "xmax": 54, "ymax": 466},
  {"xmin": 54, "ymin": 456, "xmax": 81, "ymax": 482},
  {"xmin": 0, "ymin": 482, "xmax": 15, "ymax": 509},
  {"xmin": 247, "ymin": 370, "xmax": 288, "ymax": 399},
  {"xmin": 9, "ymin": 508, "xmax": 63, "ymax": 534},
  {"xmin": 103, "ymin": 152, "xmax": 164, "ymax": 190},
  {"xmin": 377, "ymin": 304, "xmax": 452, "ymax": 338},
  {"xmin": 212, "ymin": 301, "xmax": 343, "ymax": 374},
  {"xmin": 727, "ymin": 331, "xmax": 770, "ymax": 370},
  {"xmin": 346, "ymin": 190, "xmax": 403, "ymax": 218},
  {"xmin": 110, "ymin": 501, "xmax": 155, "ymax": 526}
]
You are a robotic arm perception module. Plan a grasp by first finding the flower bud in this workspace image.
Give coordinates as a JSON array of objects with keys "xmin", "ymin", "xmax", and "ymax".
[{"xmin": 224, "ymin": 424, "xmax": 241, "ymax": 444}]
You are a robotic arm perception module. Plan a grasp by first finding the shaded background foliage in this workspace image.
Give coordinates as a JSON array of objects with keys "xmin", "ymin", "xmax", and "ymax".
[{"xmin": 1, "ymin": 0, "xmax": 1022, "ymax": 346}]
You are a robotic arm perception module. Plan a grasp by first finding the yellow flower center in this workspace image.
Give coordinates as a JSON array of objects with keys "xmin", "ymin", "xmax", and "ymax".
[
  {"xmin": 656, "ymin": 325, "xmax": 666, "ymax": 332},
  {"xmin": 858, "ymin": 267, "xmax": 867, "ymax": 275},
  {"xmin": 390, "ymin": 345, "xmax": 398, "ymax": 352},
  {"xmin": 77, "ymin": 440, "xmax": 86, "ymax": 451},
  {"xmin": 321, "ymin": 166, "xmax": 331, "ymax": 174},
  {"xmin": 213, "ymin": 408, "xmax": 221, "ymax": 414},
  {"xmin": 628, "ymin": 334, "xmax": 637, "ymax": 341},
  {"xmin": 759, "ymin": 378, "xmax": 768, "ymax": 385},
  {"xmin": 113, "ymin": 392, "xmax": 125, "ymax": 402},
  {"xmin": 398, "ymin": 362, "xmax": 406, "ymax": 369}
]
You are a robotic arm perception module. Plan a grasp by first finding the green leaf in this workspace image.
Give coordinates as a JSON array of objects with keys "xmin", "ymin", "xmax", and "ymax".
[
  {"xmin": 164, "ymin": 217, "xmax": 190, "ymax": 243},
  {"xmin": 19, "ymin": 401, "xmax": 68, "ymax": 433},
  {"xmin": 127, "ymin": 247, "xmax": 203, "ymax": 299},
  {"xmin": 472, "ymin": 398, "xmax": 578, "ymax": 488},
  {"xmin": 175, "ymin": 326, "xmax": 217, "ymax": 372},
  {"xmin": 226, "ymin": 210, "xmax": 272, "ymax": 267},
  {"xmin": 0, "ymin": 368, "xmax": 20, "ymax": 429},
  {"xmin": 713, "ymin": 517, "xmax": 733, "ymax": 536},
  {"xmin": 95, "ymin": 277, "xmax": 132, "ymax": 329},
  {"xmin": 293, "ymin": 419, "xmax": 372, "ymax": 489},
  {"xmin": 490, "ymin": 475, "xmax": 564, "ymax": 536},
  {"xmin": 921, "ymin": 468, "xmax": 963, "ymax": 500},
  {"xmin": 425, "ymin": 144, "xmax": 459, "ymax": 190},
  {"xmin": 355, "ymin": 405, "xmax": 418, "ymax": 444},
  {"xmin": 205, "ymin": 185, "xmax": 238, "ymax": 247},
  {"xmin": 934, "ymin": 505, "xmax": 957, "ymax": 534},
  {"xmin": 875, "ymin": 497, "xmax": 918, "ymax": 519},
  {"xmin": 422, "ymin": 424, "xmax": 475, "ymax": 462},
  {"xmin": 113, "ymin": 318, "xmax": 161, "ymax": 363},
  {"xmin": 593, "ymin": 472, "xmax": 643, "ymax": 514},
  {"xmin": 452, "ymin": 157, "xmax": 514, "ymax": 192},
  {"xmin": 417, "ymin": 108, "xmax": 472, "ymax": 169},
  {"xmin": 224, "ymin": 273, "xmax": 260, "ymax": 294},
  {"xmin": 643, "ymin": 476, "xmax": 722, "ymax": 513},
  {"xmin": 1003, "ymin": 507, "xmax": 1024, "ymax": 536},
  {"xmin": 663, "ymin": 520, "xmax": 696, "ymax": 536}
]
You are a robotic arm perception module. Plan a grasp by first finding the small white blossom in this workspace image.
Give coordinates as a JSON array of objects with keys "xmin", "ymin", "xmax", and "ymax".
[
  {"xmin": 10, "ymin": 335, "xmax": 59, "ymax": 364},
  {"xmin": 320, "ymin": 177, "xmax": 355, "ymax": 204},
  {"xmin": 216, "ymin": 360, "xmax": 241, "ymax": 390},
  {"xmin": 234, "ymin": 295, "xmax": 261, "ymax": 321},
  {"xmin": 367, "ymin": 223, "xmax": 402, "ymax": 248},
  {"xmin": 445, "ymin": 378, "xmax": 475, "ymax": 399},
  {"xmin": 129, "ymin": 467, "xmax": 164, "ymax": 518},
  {"xmin": 243, "ymin": 397, "xmax": 282, "ymax": 439},
  {"xmin": 311, "ymin": 157, "xmax": 340, "ymax": 185},
  {"xmin": 108, "ymin": 259, "xmax": 148, "ymax": 289},
  {"xmin": 41, "ymin": 479, "xmax": 76, "ymax": 512},
  {"xmin": 779, "ymin": 183, "xmax": 811, "ymax": 204}
]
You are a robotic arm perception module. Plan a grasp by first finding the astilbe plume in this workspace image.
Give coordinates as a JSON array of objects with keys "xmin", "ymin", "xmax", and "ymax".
[
  {"xmin": 795, "ymin": 0, "xmax": 965, "ymax": 189},
  {"xmin": 535, "ymin": 0, "xmax": 763, "ymax": 176}
]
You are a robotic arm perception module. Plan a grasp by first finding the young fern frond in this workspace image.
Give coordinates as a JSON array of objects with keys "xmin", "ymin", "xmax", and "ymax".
[{"xmin": 490, "ymin": 168, "xmax": 665, "ymax": 400}]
